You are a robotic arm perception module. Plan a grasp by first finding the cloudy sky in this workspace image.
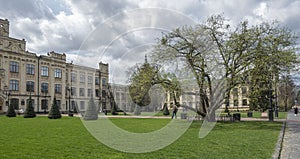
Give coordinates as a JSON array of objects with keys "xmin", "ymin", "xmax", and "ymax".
[{"xmin": 0, "ymin": 0, "xmax": 300, "ymax": 84}]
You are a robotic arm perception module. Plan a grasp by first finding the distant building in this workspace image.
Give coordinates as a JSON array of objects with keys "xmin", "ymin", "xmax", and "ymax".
[{"xmin": 0, "ymin": 19, "xmax": 109, "ymax": 113}]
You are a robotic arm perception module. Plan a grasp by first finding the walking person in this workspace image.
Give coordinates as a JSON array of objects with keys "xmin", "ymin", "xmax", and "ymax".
[
  {"xmin": 171, "ymin": 103, "xmax": 178, "ymax": 119},
  {"xmin": 294, "ymin": 106, "xmax": 298, "ymax": 116}
]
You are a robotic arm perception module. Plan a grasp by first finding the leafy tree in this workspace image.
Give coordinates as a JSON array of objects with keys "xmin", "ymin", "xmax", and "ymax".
[
  {"xmin": 24, "ymin": 94, "xmax": 36, "ymax": 118},
  {"xmin": 133, "ymin": 105, "xmax": 141, "ymax": 115},
  {"xmin": 6, "ymin": 102, "xmax": 16, "ymax": 117},
  {"xmin": 83, "ymin": 97, "xmax": 98, "ymax": 120},
  {"xmin": 48, "ymin": 97, "xmax": 62, "ymax": 119}
]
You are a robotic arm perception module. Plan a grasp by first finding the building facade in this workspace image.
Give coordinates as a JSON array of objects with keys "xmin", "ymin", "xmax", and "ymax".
[{"xmin": 0, "ymin": 19, "xmax": 109, "ymax": 113}]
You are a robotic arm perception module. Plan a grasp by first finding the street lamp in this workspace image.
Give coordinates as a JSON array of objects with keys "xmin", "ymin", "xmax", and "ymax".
[
  {"xmin": 3, "ymin": 85, "xmax": 10, "ymax": 108},
  {"xmin": 268, "ymin": 73, "xmax": 274, "ymax": 122},
  {"xmin": 66, "ymin": 84, "xmax": 71, "ymax": 116}
]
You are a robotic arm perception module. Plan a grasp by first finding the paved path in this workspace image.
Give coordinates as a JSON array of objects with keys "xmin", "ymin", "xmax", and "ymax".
[{"xmin": 280, "ymin": 111, "xmax": 300, "ymax": 159}]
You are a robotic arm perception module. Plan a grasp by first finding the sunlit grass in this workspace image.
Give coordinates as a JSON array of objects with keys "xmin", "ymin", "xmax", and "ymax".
[{"xmin": 0, "ymin": 116, "xmax": 282, "ymax": 159}]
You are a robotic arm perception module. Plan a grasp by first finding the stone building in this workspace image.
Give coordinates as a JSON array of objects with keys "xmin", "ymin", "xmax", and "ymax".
[{"xmin": 0, "ymin": 19, "xmax": 109, "ymax": 113}]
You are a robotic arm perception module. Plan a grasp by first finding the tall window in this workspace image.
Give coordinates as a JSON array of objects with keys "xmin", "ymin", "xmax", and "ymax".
[
  {"xmin": 95, "ymin": 89, "xmax": 99, "ymax": 97},
  {"xmin": 71, "ymin": 73, "xmax": 76, "ymax": 82},
  {"xmin": 88, "ymin": 89, "xmax": 92, "ymax": 97},
  {"xmin": 10, "ymin": 61, "xmax": 19, "ymax": 73},
  {"xmin": 54, "ymin": 68, "xmax": 62, "ymax": 78},
  {"xmin": 55, "ymin": 84, "xmax": 62, "ymax": 94},
  {"xmin": 26, "ymin": 81, "xmax": 34, "ymax": 92},
  {"xmin": 80, "ymin": 101, "xmax": 85, "ymax": 110},
  {"xmin": 41, "ymin": 83, "xmax": 48, "ymax": 93},
  {"xmin": 88, "ymin": 76, "xmax": 93, "ymax": 84},
  {"xmin": 56, "ymin": 100, "xmax": 61, "ymax": 109},
  {"xmin": 41, "ymin": 99, "xmax": 48, "ymax": 110},
  {"xmin": 71, "ymin": 87, "xmax": 76, "ymax": 96},
  {"xmin": 95, "ymin": 77, "xmax": 100, "ymax": 85},
  {"xmin": 9, "ymin": 80, "xmax": 19, "ymax": 91},
  {"xmin": 41, "ymin": 66, "xmax": 49, "ymax": 76},
  {"xmin": 80, "ymin": 74, "xmax": 85, "ymax": 83},
  {"xmin": 26, "ymin": 64, "xmax": 35, "ymax": 75},
  {"xmin": 79, "ymin": 88, "xmax": 85, "ymax": 96},
  {"xmin": 242, "ymin": 87, "xmax": 247, "ymax": 95},
  {"xmin": 102, "ymin": 78, "xmax": 107, "ymax": 87}
]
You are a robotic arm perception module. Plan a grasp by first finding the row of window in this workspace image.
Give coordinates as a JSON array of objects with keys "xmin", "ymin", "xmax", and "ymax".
[
  {"xmin": 7, "ymin": 98, "xmax": 90, "ymax": 111},
  {"xmin": 9, "ymin": 80, "xmax": 102, "ymax": 97},
  {"xmin": 9, "ymin": 61, "xmax": 107, "ymax": 85},
  {"xmin": 10, "ymin": 61, "xmax": 62, "ymax": 78}
]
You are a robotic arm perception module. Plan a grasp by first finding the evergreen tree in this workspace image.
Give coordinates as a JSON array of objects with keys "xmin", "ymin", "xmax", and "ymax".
[
  {"xmin": 6, "ymin": 102, "xmax": 16, "ymax": 117},
  {"xmin": 24, "ymin": 94, "xmax": 36, "ymax": 118},
  {"xmin": 48, "ymin": 97, "xmax": 62, "ymax": 119},
  {"xmin": 162, "ymin": 103, "xmax": 170, "ymax": 115},
  {"xmin": 83, "ymin": 97, "xmax": 98, "ymax": 120}
]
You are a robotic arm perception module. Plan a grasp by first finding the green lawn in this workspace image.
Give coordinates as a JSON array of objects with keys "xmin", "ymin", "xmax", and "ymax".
[{"xmin": 0, "ymin": 116, "xmax": 282, "ymax": 159}]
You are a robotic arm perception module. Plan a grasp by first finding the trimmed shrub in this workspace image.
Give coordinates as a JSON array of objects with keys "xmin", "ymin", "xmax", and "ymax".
[
  {"xmin": 162, "ymin": 103, "xmax": 170, "ymax": 115},
  {"xmin": 24, "ymin": 95, "xmax": 36, "ymax": 118},
  {"xmin": 83, "ymin": 97, "xmax": 98, "ymax": 120},
  {"xmin": 48, "ymin": 97, "xmax": 62, "ymax": 119},
  {"xmin": 6, "ymin": 103, "xmax": 16, "ymax": 117}
]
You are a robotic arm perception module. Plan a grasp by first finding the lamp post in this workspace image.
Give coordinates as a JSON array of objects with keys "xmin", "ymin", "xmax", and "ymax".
[
  {"xmin": 4, "ymin": 85, "xmax": 10, "ymax": 108},
  {"xmin": 268, "ymin": 73, "xmax": 274, "ymax": 122},
  {"xmin": 66, "ymin": 84, "xmax": 71, "ymax": 116}
]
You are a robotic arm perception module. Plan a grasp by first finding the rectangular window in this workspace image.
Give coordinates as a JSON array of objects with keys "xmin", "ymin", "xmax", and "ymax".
[
  {"xmin": 95, "ymin": 89, "xmax": 99, "ymax": 97},
  {"xmin": 41, "ymin": 99, "xmax": 48, "ymax": 110},
  {"xmin": 26, "ymin": 64, "xmax": 35, "ymax": 75},
  {"xmin": 242, "ymin": 99, "xmax": 248, "ymax": 106},
  {"xmin": 233, "ymin": 88, "xmax": 238, "ymax": 98},
  {"xmin": 56, "ymin": 100, "xmax": 61, "ymax": 109},
  {"xmin": 234, "ymin": 99, "xmax": 238, "ymax": 106},
  {"xmin": 54, "ymin": 68, "xmax": 62, "ymax": 78},
  {"xmin": 9, "ymin": 80, "xmax": 19, "ymax": 91},
  {"xmin": 242, "ymin": 87, "xmax": 247, "ymax": 95},
  {"xmin": 102, "ymin": 78, "xmax": 107, "ymax": 87},
  {"xmin": 80, "ymin": 74, "xmax": 85, "ymax": 83},
  {"xmin": 80, "ymin": 101, "xmax": 85, "ymax": 110},
  {"xmin": 41, "ymin": 66, "xmax": 49, "ymax": 76},
  {"xmin": 80, "ymin": 88, "xmax": 85, "ymax": 96},
  {"xmin": 71, "ymin": 87, "xmax": 76, "ymax": 96},
  {"xmin": 26, "ymin": 81, "xmax": 34, "ymax": 92},
  {"xmin": 41, "ymin": 83, "xmax": 48, "ymax": 93},
  {"xmin": 55, "ymin": 84, "xmax": 62, "ymax": 94},
  {"xmin": 88, "ymin": 76, "xmax": 93, "ymax": 84},
  {"xmin": 88, "ymin": 89, "xmax": 92, "ymax": 97},
  {"xmin": 95, "ymin": 77, "xmax": 100, "ymax": 85},
  {"xmin": 10, "ymin": 61, "xmax": 19, "ymax": 73},
  {"xmin": 71, "ymin": 73, "xmax": 76, "ymax": 82}
]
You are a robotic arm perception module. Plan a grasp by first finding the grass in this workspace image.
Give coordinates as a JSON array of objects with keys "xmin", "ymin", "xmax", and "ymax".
[{"xmin": 0, "ymin": 116, "xmax": 283, "ymax": 159}]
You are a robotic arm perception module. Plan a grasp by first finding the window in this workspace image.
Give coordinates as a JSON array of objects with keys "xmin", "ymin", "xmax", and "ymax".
[
  {"xmin": 95, "ymin": 77, "xmax": 100, "ymax": 85},
  {"xmin": 102, "ymin": 78, "xmax": 107, "ymax": 87},
  {"xmin": 102, "ymin": 90, "xmax": 106, "ymax": 97},
  {"xmin": 95, "ymin": 89, "xmax": 99, "ymax": 97},
  {"xmin": 242, "ymin": 99, "xmax": 248, "ymax": 106},
  {"xmin": 54, "ymin": 68, "xmax": 62, "ymax": 78},
  {"xmin": 80, "ymin": 101, "xmax": 85, "ymax": 110},
  {"xmin": 55, "ymin": 84, "xmax": 62, "ymax": 94},
  {"xmin": 234, "ymin": 99, "xmax": 238, "ymax": 106},
  {"xmin": 26, "ymin": 64, "xmax": 35, "ymax": 75},
  {"xmin": 88, "ymin": 76, "xmax": 93, "ymax": 84},
  {"xmin": 80, "ymin": 74, "xmax": 85, "ymax": 83},
  {"xmin": 41, "ymin": 99, "xmax": 48, "ymax": 110},
  {"xmin": 41, "ymin": 83, "xmax": 48, "ymax": 93},
  {"xmin": 71, "ymin": 101, "xmax": 76, "ymax": 110},
  {"xmin": 41, "ymin": 66, "xmax": 48, "ymax": 76},
  {"xmin": 9, "ymin": 80, "xmax": 19, "ymax": 91},
  {"xmin": 71, "ymin": 87, "xmax": 76, "ymax": 96},
  {"xmin": 10, "ymin": 98, "xmax": 19, "ymax": 110},
  {"xmin": 80, "ymin": 88, "xmax": 85, "ymax": 96},
  {"xmin": 71, "ymin": 73, "xmax": 76, "ymax": 82},
  {"xmin": 10, "ymin": 61, "xmax": 19, "ymax": 73},
  {"xmin": 233, "ymin": 88, "xmax": 238, "ymax": 98},
  {"xmin": 26, "ymin": 81, "xmax": 34, "ymax": 92},
  {"xmin": 26, "ymin": 98, "xmax": 34, "ymax": 107},
  {"xmin": 242, "ymin": 87, "xmax": 247, "ymax": 95},
  {"xmin": 88, "ymin": 89, "xmax": 92, "ymax": 97},
  {"xmin": 56, "ymin": 100, "xmax": 61, "ymax": 109}
]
